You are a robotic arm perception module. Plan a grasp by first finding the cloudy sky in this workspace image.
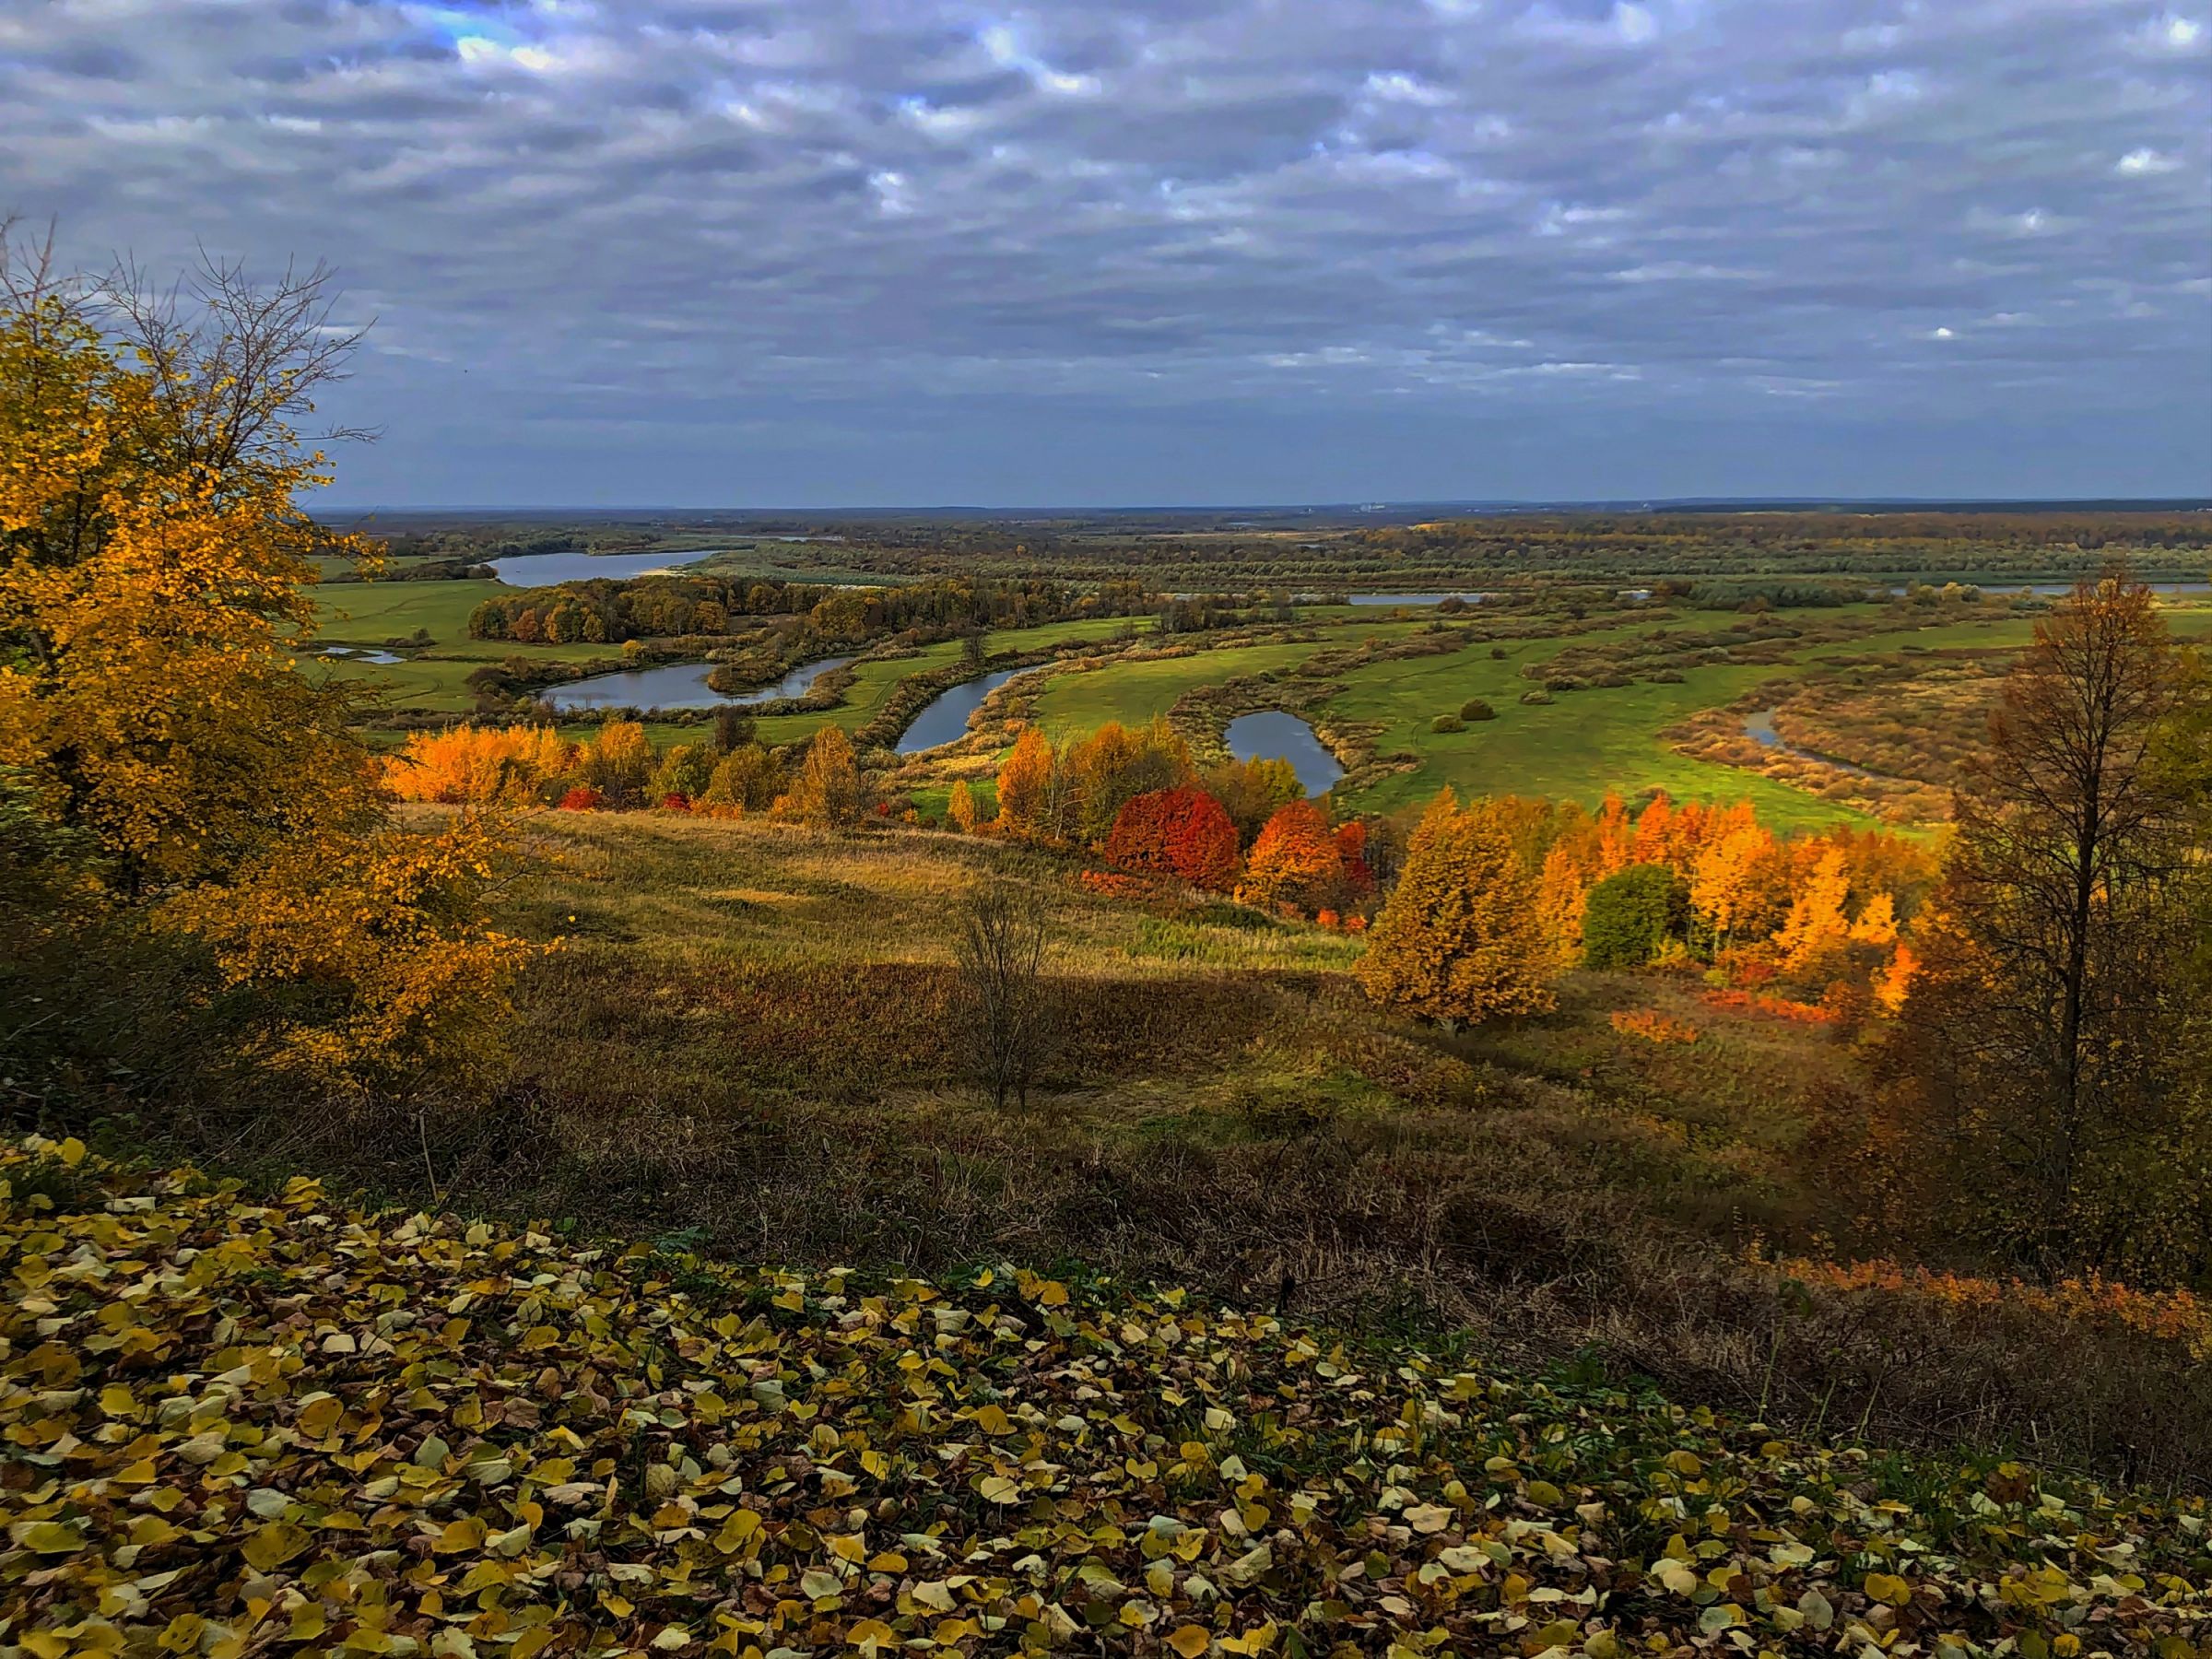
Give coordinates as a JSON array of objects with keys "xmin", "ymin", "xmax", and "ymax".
[{"xmin": 5, "ymin": 0, "xmax": 2208, "ymax": 506}]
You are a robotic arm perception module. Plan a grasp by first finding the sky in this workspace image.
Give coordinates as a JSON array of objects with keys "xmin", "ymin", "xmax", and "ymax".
[{"xmin": 4, "ymin": 0, "xmax": 2209, "ymax": 508}]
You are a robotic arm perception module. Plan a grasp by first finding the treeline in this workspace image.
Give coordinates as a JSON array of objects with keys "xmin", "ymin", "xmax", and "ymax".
[
  {"xmin": 959, "ymin": 721, "xmax": 1379, "ymax": 918},
  {"xmin": 386, "ymin": 713, "xmax": 871, "ymax": 825},
  {"xmin": 465, "ymin": 575, "xmax": 1148, "ymax": 646}
]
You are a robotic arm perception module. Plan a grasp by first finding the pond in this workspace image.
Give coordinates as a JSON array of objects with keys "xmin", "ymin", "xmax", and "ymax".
[
  {"xmin": 1345, "ymin": 592, "xmax": 1490, "ymax": 606},
  {"xmin": 896, "ymin": 667, "xmax": 1036, "ymax": 754},
  {"xmin": 1225, "ymin": 711, "xmax": 1344, "ymax": 796},
  {"xmin": 542, "ymin": 654, "xmax": 851, "ymax": 714},
  {"xmin": 322, "ymin": 646, "xmax": 403, "ymax": 665},
  {"xmin": 486, "ymin": 549, "xmax": 721, "ymax": 586}
]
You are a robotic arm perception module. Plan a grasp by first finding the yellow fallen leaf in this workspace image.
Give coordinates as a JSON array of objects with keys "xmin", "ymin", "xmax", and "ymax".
[{"xmin": 240, "ymin": 1521, "xmax": 312, "ymax": 1572}]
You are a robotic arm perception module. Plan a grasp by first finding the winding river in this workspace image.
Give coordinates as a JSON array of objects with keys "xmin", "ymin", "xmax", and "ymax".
[
  {"xmin": 1743, "ymin": 708, "xmax": 1878, "ymax": 780},
  {"xmin": 1226, "ymin": 711, "xmax": 1344, "ymax": 796},
  {"xmin": 543, "ymin": 654, "xmax": 851, "ymax": 714},
  {"xmin": 896, "ymin": 667, "xmax": 1039, "ymax": 754}
]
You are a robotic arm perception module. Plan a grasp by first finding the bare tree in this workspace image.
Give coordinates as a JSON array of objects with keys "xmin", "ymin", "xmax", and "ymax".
[
  {"xmin": 953, "ymin": 878, "xmax": 1056, "ymax": 1110},
  {"xmin": 105, "ymin": 246, "xmax": 374, "ymax": 485},
  {"xmin": 1891, "ymin": 571, "xmax": 2206, "ymax": 1275}
]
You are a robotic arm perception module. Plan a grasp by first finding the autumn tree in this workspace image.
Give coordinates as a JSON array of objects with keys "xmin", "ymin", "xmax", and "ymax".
[
  {"xmin": 700, "ymin": 743, "xmax": 782, "ymax": 816},
  {"xmin": 1104, "ymin": 785, "xmax": 1240, "ymax": 890},
  {"xmin": 1536, "ymin": 843, "xmax": 1591, "ymax": 967},
  {"xmin": 993, "ymin": 726, "xmax": 1064, "ymax": 840},
  {"xmin": 579, "ymin": 719, "xmax": 653, "ymax": 808},
  {"xmin": 1356, "ymin": 792, "xmax": 1556, "ymax": 1027},
  {"xmin": 1687, "ymin": 814, "xmax": 1773, "ymax": 955},
  {"xmin": 1202, "ymin": 755, "xmax": 1304, "ymax": 845},
  {"xmin": 1885, "ymin": 574, "xmax": 2211, "ymax": 1279},
  {"xmin": 1772, "ymin": 845, "xmax": 1853, "ymax": 971},
  {"xmin": 776, "ymin": 724, "xmax": 865, "ymax": 827},
  {"xmin": 1238, "ymin": 798, "xmax": 1347, "ymax": 915},
  {"xmin": 952, "ymin": 877, "xmax": 1056, "ymax": 1110},
  {"xmin": 648, "ymin": 742, "xmax": 717, "ymax": 808},
  {"xmin": 0, "ymin": 227, "xmax": 531, "ymax": 1090},
  {"xmin": 1064, "ymin": 718, "xmax": 1190, "ymax": 844},
  {"xmin": 947, "ymin": 780, "xmax": 979, "ymax": 833}
]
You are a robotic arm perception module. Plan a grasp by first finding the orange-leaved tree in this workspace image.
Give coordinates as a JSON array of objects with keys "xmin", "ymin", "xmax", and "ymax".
[
  {"xmin": 1356, "ymin": 791, "xmax": 1556, "ymax": 1027},
  {"xmin": 1237, "ymin": 798, "xmax": 1347, "ymax": 915},
  {"xmin": 0, "ymin": 228, "xmax": 535, "ymax": 1090},
  {"xmin": 994, "ymin": 725, "xmax": 1065, "ymax": 840}
]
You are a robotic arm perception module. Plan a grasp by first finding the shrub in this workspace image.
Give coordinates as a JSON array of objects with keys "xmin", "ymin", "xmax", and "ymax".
[
  {"xmin": 1611, "ymin": 1008, "xmax": 1700, "ymax": 1044},
  {"xmin": 1430, "ymin": 714, "xmax": 1465, "ymax": 734},
  {"xmin": 559, "ymin": 785, "xmax": 605, "ymax": 812},
  {"xmin": 1582, "ymin": 863, "xmax": 1690, "ymax": 970},
  {"xmin": 1459, "ymin": 699, "xmax": 1496, "ymax": 721},
  {"xmin": 1519, "ymin": 688, "xmax": 1554, "ymax": 705}
]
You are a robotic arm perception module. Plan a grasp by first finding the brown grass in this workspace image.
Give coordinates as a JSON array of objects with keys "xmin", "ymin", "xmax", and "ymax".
[{"xmin": 212, "ymin": 808, "xmax": 2212, "ymax": 1488}]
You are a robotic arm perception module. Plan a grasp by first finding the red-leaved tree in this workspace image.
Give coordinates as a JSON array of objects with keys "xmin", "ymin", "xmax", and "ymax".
[{"xmin": 1104, "ymin": 786, "xmax": 1240, "ymax": 890}]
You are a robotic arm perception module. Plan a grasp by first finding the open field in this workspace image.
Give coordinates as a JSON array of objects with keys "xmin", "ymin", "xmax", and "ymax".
[{"xmin": 312, "ymin": 577, "xmax": 627, "ymax": 712}]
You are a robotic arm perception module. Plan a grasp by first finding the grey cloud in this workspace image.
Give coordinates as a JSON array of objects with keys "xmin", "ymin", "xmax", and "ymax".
[{"xmin": 1, "ymin": 0, "xmax": 2206, "ymax": 503}]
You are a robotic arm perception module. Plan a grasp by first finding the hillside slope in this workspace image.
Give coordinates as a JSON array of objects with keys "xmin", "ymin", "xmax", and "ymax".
[{"xmin": 3, "ymin": 1139, "xmax": 2205, "ymax": 1657}]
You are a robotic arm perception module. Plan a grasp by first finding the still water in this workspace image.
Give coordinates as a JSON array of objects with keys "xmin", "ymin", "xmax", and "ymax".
[
  {"xmin": 542, "ymin": 655, "xmax": 850, "ymax": 713},
  {"xmin": 896, "ymin": 668, "xmax": 1037, "ymax": 753},
  {"xmin": 1225, "ymin": 711, "xmax": 1344, "ymax": 796}
]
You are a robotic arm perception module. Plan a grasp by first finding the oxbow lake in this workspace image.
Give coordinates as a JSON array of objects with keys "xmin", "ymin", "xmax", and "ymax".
[
  {"xmin": 486, "ymin": 549, "xmax": 721, "ymax": 585},
  {"xmin": 1225, "ymin": 712, "xmax": 1343, "ymax": 796},
  {"xmin": 896, "ymin": 668, "xmax": 1038, "ymax": 754},
  {"xmin": 1344, "ymin": 592, "xmax": 1489, "ymax": 606},
  {"xmin": 543, "ymin": 655, "xmax": 851, "ymax": 714}
]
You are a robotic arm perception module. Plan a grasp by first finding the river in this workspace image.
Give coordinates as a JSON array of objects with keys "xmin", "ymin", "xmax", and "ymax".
[{"xmin": 896, "ymin": 667, "xmax": 1039, "ymax": 754}]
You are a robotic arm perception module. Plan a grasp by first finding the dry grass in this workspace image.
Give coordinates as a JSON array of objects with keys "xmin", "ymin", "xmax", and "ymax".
[{"xmin": 163, "ymin": 808, "xmax": 2207, "ymax": 1488}]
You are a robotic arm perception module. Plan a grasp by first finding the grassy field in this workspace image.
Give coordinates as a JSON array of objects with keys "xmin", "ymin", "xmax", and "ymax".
[
  {"xmin": 323, "ymin": 577, "xmax": 2212, "ymax": 834},
  {"xmin": 312, "ymin": 577, "xmax": 627, "ymax": 713},
  {"xmin": 1017, "ymin": 600, "xmax": 2212, "ymax": 828}
]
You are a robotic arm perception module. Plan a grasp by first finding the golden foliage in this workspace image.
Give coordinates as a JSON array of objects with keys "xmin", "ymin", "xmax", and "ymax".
[
  {"xmin": 385, "ymin": 724, "xmax": 574, "ymax": 805},
  {"xmin": 774, "ymin": 724, "xmax": 865, "ymax": 827},
  {"xmin": 947, "ymin": 779, "xmax": 979, "ymax": 832},
  {"xmin": 163, "ymin": 811, "xmax": 540, "ymax": 1088},
  {"xmin": 0, "ymin": 240, "xmax": 534, "ymax": 1082},
  {"xmin": 1356, "ymin": 792, "xmax": 1557, "ymax": 1026}
]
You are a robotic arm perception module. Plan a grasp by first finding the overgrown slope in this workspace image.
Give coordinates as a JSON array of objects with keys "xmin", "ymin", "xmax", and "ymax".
[{"xmin": 4, "ymin": 1140, "xmax": 2205, "ymax": 1657}]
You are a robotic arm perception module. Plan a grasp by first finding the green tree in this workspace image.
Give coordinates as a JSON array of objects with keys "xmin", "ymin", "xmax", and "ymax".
[{"xmin": 1580, "ymin": 863, "xmax": 1689, "ymax": 970}]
